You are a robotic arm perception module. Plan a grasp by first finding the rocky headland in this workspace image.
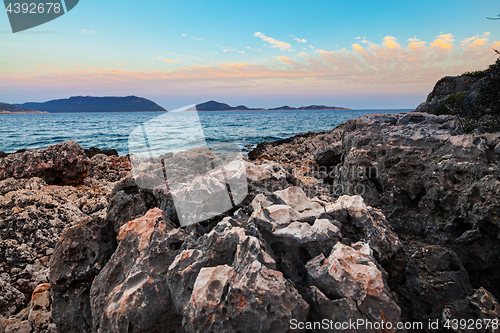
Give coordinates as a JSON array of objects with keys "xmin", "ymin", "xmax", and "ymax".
[
  {"xmin": 0, "ymin": 108, "xmax": 499, "ymax": 332},
  {"xmin": 0, "ymin": 103, "xmax": 47, "ymax": 114}
]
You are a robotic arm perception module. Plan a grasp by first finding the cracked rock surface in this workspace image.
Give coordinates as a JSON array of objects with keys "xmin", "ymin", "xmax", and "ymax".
[{"xmin": 2, "ymin": 111, "xmax": 500, "ymax": 332}]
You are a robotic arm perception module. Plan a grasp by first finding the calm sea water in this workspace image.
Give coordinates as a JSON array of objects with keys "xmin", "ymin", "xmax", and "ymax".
[{"xmin": 0, "ymin": 109, "xmax": 409, "ymax": 156}]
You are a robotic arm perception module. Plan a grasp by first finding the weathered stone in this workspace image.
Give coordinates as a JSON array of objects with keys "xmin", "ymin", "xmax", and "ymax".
[
  {"xmin": 164, "ymin": 218, "xmax": 309, "ymax": 332},
  {"xmin": 402, "ymin": 245, "xmax": 473, "ymax": 323},
  {"xmin": 84, "ymin": 147, "xmax": 118, "ymax": 159},
  {"xmin": 91, "ymin": 208, "xmax": 185, "ymax": 333},
  {"xmin": 0, "ymin": 278, "xmax": 25, "ymax": 317},
  {"xmin": 306, "ymin": 242, "xmax": 401, "ymax": 324},
  {"xmin": 28, "ymin": 283, "xmax": 52, "ymax": 331},
  {"xmin": 250, "ymin": 204, "xmax": 299, "ymax": 232},
  {"xmin": 184, "ymin": 265, "xmax": 235, "ymax": 331},
  {"xmin": 415, "ymin": 76, "xmax": 481, "ymax": 114},
  {"xmin": 306, "ymin": 286, "xmax": 366, "ymax": 333},
  {"xmin": 49, "ymin": 216, "xmax": 117, "ymax": 333},
  {"xmin": 268, "ymin": 219, "xmax": 340, "ymax": 287},
  {"xmin": 0, "ymin": 177, "xmax": 47, "ymax": 196},
  {"xmin": 274, "ymin": 186, "xmax": 325, "ymax": 218},
  {"xmin": 85, "ymin": 154, "xmax": 131, "ymax": 185},
  {"xmin": 314, "ymin": 142, "xmax": 343, "ymax": 167},
  {"xmin": 334, "ymin": 112, "xmax": 500, "ymax": 298},
  {"xmin": 0, "ymin": 141, "xmax": 90, "ymax": 186},
  {"xmin": 8, "ymin": 123, "xmax": 498, "ymax": 333},
  {"xmin": 1, "ymin": 283, "xmax": 55, "ymax": 333},
  {"xmin": 442, "ymin": 287, "xmax": 500, "ymax": 332},
  {"xmin": 105, "ymin": 175, "xmax": 157, "ymax": 232},
  {"xmin": 272, "ymin": 219, "xmax": 340, "ymax": 244},
  {"xmin": 185, "ymin": 259, "xmax": 309, "ymax": 333},
  {"xmin": 0, "ymin": 142, "xmax": 132, "ymax": 327},
  {"xmin": 166, "ymin": 221, "xmax": 247, "ymax": 313},
  {"xmin": 249, "ymin": 186, "xmax": 328, "ymax": 234},
  {"xmin": 0, "ymin": 184, "xmax": 110, "ymax": 319},
  {"xmin": 325, "ymin": 195, "xmax": 403, "ymax": 264},
  {"xmin": 249, "ymin": 125, "xmax": 345, "ymax": 167}
]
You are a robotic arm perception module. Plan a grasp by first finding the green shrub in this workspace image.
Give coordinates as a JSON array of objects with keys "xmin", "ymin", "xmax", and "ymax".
[
  {"xmin": 460, "ymin": 55, "xmax": 500, "ymax": 79},
  {"xmin": 460, "ymin": 70, "xmax": 489, "ymax": 78},
  {"xmin": 475, "ymin": 57, "xmax": 500, "ymax": 116},
  {"xmin": 435, "ymin": 93, "xmax": 468, "ymax": 116},
  {"xmin": 433, "ymin": 52, "xmax": 500, "ymax": 133}
]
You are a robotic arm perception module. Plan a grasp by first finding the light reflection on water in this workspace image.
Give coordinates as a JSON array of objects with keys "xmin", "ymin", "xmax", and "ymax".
[{"xmin": 0, "ymin": 109, "xmax": 409, "ymax": 155}]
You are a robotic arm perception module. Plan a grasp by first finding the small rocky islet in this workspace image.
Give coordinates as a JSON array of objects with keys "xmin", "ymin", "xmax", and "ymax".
[{"xmin": 1, "ymin": 80, "xmax": 500, "ymax": 332}]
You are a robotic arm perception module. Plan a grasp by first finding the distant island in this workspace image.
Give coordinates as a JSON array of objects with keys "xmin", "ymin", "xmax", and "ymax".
[
  {"xmin": 15, "ymin": 96, "xmax": 166, "ymax": 113},
  {"xmin": 195, "ymin": 101, "xmax": 266, "ymax": 111},
  {"xmin": 3, "ymin": 97, "xmax": 349, "ymax": 114},
  {"xmin": 269, "ymin": 105, "xmax": 350, "ymax": 111},
  {"xmin": 195, "ymin": 100, "xmax": 350, "ymax": 111},
  {"xmin": 0, "ymin": 102, "xmax": 48, "ymax": 114}
]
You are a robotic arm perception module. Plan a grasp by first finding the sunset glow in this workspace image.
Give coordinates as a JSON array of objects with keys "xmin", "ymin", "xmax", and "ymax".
[{"xmin": 1, "ymin": 0, "xmax": 499, "ymax": 109}]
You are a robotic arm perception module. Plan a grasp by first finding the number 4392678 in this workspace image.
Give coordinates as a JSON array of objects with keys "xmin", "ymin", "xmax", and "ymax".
[{"xmin": 6, "ymin": 3, "xmax": 62, "ymax": 14}]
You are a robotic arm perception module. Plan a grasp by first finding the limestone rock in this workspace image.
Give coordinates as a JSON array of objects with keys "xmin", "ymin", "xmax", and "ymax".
[
  {"xmin": 49, "ymin": 216, "xmax": 117, "ymax": 333},
  {"xmin": 415, "ymin": 76, "xmax": 481, "ymax": 114},
  {"xmin": 402, "ymin": 245, "xmax": 473, "ymax": 323},
  {"xmin": 306, "ymin": 242, "xmax": 401, "ymax": 325},
  {"xmin": 0, "ymin": 184, "xmax": 109, "ymax": 318},
  {"xmin": 314, "ymin": 142, "xmax": 343, "ymax": 167},
  {"xmin": 0, "ymin": 141, "xmax": 90, "ymax": 186},
  {"xmin": 90, "ymin": 208, "xmax": 185, "ymax": 333},
  {"xmin": 336, "ymin": 112, "xmax": 500, "ymax": 298},
  {"xmin": 325, "ymin": 195, "xmax": 403, "ymax": 264}
]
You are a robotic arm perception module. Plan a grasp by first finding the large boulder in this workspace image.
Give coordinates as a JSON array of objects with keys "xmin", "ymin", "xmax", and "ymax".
[
  {"xmin": 167, "ymin": 220, "xmax": 309, "ymax": 333},
  {"xmin": 49, "ymin": 216, "xmax": 117, "ymax": 333},
  {"xmin": 0, "ymin": 141, "xmax": 90, "ymax": 186},
  {"xmin": 401, "ymin": 245, "xmax": 473, "ymax": 324},
  {"xmin": 91, "ymin": 208, "xmax": 184, "ymax": 333},
  {"xmin": 335, "ymin": 112, "xmax": 500, "ymax": 298},
  {"xmin": 306, "ymin": 242, "xmax": 402, "ymax": 326}
]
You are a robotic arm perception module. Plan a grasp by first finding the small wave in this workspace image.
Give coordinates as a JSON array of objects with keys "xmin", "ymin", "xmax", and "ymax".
[{"xmin": 271, "ymin": 135, "xmax": 290, "ymax": 140}]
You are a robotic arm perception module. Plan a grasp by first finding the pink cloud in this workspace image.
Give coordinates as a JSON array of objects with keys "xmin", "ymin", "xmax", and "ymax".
[{"xmin": 2, "ymin": 32, "xmax": 499, "ymax": 104}]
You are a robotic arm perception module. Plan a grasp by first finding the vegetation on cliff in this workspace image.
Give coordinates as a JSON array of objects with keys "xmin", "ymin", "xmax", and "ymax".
[{"xmin": 436, "ymin": 51, "xmax": 500, "ymax": 132}]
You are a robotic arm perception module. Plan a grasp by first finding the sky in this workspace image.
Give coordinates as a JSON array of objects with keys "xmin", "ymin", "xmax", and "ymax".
[{"xmin": 1, "ymin": 0, "xmax": 500, "ymax": 109}]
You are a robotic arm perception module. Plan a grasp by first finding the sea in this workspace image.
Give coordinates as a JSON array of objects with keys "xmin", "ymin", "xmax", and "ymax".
[{"xmin": 0, "ymin": 109, "xmax": 410, "ymax": 156}]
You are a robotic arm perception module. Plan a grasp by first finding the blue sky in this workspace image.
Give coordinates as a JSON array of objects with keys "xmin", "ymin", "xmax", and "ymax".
[{"xmin": 1, "ymin": 0, "xmax": 499, "ymax": 109}]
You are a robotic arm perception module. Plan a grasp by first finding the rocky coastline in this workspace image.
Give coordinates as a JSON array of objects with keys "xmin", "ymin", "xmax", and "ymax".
[{"xmin": 0, "ymin": 110, "xmax": 499, "ymax": 333}]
